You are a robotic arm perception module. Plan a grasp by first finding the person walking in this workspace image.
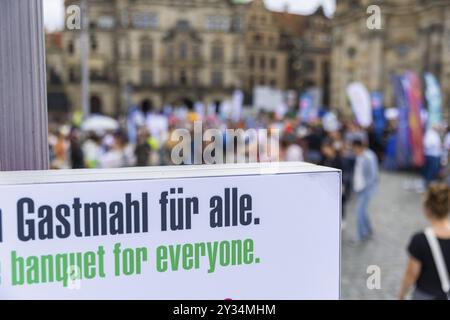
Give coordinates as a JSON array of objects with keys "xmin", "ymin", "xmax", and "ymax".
[
  {"xmin": 69, "ymin": 127, "xmax": 85, "ymax": 169},
  {"xmin": 399, "ymin": 183, "xmax": 450, "ymax": 300},
  {"xmin": 135, "ymin": 129, "xmax": 152, "ymax": 167},
  {"xmin": 423, "ymin": 125, "xmax": 443, "ymax": 186},
  {"xmin": 352, "ymin": 139, "xmax": 379, "ymax": 243}
]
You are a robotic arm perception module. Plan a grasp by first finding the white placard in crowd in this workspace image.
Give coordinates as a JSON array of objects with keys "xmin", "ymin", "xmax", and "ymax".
[
  {"xmin": 0, "ymin": 163, "xmax": 341, "ymax": 300},
  {"xmin": 231, "ymin": 90, "xmax": 244, "ymax": 121},
  {"xmin": 253, "ymin": 87, "xmax": 285, "ymax": 112},
  {"xmin": 346, "ymin": 82, "xmax": 373, "ymax": 128}
]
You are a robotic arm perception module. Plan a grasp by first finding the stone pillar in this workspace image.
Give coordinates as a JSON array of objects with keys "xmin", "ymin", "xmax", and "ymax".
[{"xmin": 0, "ymin": 0, "xmax": 49, "ymax": 171}]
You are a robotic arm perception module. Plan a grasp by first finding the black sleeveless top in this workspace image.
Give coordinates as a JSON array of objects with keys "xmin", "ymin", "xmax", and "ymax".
[{"xmin": 408, "ymin": 232, "xmax": 450, "ymax": 300}]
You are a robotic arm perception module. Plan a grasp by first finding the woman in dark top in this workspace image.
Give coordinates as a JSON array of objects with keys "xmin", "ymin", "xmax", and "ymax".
[{"xmin": 399, "ymin": 183, "xmax": 450, "ymax": 300}]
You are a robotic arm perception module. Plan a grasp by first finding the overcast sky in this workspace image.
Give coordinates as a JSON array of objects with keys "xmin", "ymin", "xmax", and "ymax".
[{"xmin": 43, "ymin": 0, "xmax": 336, "ymax": 31}]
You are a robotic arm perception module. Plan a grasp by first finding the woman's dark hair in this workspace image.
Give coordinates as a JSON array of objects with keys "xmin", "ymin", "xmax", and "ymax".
[{"xmin": 425, "ymin": 183, "xmax": 450, "ymax": 219}]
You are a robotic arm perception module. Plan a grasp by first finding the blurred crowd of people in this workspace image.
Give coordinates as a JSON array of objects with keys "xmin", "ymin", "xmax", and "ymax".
[
  {"xmin": 48, "ymin": 102, "xmax": 450, "ymax": 234},
  {"xmin": 48, "ymin": 103, "xmax": 386, "ymax": 178}
]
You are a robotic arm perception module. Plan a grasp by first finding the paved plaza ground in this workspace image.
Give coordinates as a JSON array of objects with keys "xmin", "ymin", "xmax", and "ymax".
[{"xmin": 342, "ymin": 171, "xmax": 427, "ymax": 300}]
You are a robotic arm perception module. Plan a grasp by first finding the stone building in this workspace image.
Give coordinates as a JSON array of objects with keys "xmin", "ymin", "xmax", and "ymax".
[
  {"xmin": 331, "ymin": 0, "xmax": 450, "ymax": 117},
  {"xmin": 54, "ymin": 0, "xmax": 332, "ymax": 115},
  {"xmin": 243, "ymin": 0, "xmax": 288, "ymax": 92},
  {"xmin": 275, "ymin": 6, "xmax": 332, "ymax": 107},
  {"xmin": 62, "ymin": 0, "xmax": 247, "ymax": 115},
  {"xmin": 46, "ymin": 32, "xmax": 69, "ymax": 118}
]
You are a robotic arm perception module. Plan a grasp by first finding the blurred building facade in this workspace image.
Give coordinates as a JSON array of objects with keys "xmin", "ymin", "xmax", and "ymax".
[
  {"xmin": 276, "ymin": 6, "xmax": 332, "ymax": 107},
  {"xmin": 244, "ymin": 0, "xmax": 288, "ymax": 93},
  {"xmin": 49, "ymin": 0, "xmax": 331, "ymax": 115},
  {"xmin": 46, "ymin": 32, "xmax": 69, "ymax": 118},
  {"xmin": 331, "ymin": 0, "xmax": 450, "ymax": 117}
]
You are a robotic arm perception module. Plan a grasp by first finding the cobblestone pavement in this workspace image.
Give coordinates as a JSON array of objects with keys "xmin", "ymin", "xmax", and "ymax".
[{"xmin": 341, "ymin": 171, "xmax": 427, "ymax": 300}]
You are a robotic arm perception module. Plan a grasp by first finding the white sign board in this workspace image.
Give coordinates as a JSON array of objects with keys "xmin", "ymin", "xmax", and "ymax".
[
  {"xmin": 253, "ymin": 87, "xmax": 285, "ymax": 112},
  {"xmin": 0, "ymin": 163, "xmax": 341, "ymax": 300}
]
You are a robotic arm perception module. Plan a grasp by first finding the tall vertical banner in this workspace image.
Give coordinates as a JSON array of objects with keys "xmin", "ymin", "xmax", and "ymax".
[
  {"xmin": 0, "ymin": 163, "xmax": 341, "ymax": 300},
  {"xmin": 392, "ymin": 75, "xmax": 411, "ymax": 168},
  {"xmin": 371, "ymin": 91, "xmax": 386, "ymax": 140},
  {"xmin": 346, "ymin": 82, "xmax": 372, "ymax": 128},
  {"xmin": 404, "ymin": 71, "xmax": 425, "ymax": 168},
  {"xmin": 424, "ymin": 72, "xmax": 442, "ymax": 129}
]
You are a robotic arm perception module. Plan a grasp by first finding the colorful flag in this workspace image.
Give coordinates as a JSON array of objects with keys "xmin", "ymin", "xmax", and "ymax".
[
  {"xmin": 371, "ymin": 91, "xmax": 386, "ymax": 139},
  {"xmin": 424, "ymin": 72, "xmax": 442, "ymax": 129},
  {"xmin": 404, "ymin": 71, "xmax": 425, "ymax": 167}
]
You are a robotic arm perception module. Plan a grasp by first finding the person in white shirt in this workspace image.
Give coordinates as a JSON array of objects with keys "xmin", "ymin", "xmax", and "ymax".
[
  {"xmin": 353, "ymin": 139, "xmax": 379, "ymax": 243},
  {"xmin": 423, "ymin": 126, "xmax": 443, "ymax": 186}
]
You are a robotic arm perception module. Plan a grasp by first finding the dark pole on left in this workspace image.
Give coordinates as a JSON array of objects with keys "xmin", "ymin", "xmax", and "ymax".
[{"xmin": 0, "ymin": 0, "xmax": 49, "ymax": 171}]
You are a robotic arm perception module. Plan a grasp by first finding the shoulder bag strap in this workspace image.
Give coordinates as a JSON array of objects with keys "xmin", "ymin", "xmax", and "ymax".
[{"xmin": 425, "ymin": 227, "xmax": 450, "ymax": 298}]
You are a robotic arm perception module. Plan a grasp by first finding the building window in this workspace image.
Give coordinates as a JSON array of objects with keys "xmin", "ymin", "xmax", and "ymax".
[
  {"xmin": 120, "ymin": 38, "xmax": 130, "ymax": 59},
  {"xmin": 260, "ymin": 76, "xmax": 265, "ymax": 86},
  {"xmin": 347, "ymin": 47, "xmax": 357, "ymax": 58},
  {"xmin": 205, "ymin": 16, "xmax": 231, "ymax": 32},
  {"xmin": 249, "ymin": 76, "xmax": 255, "ymax": 90},
  {"xmin": 90, "ymin": 69, "xmax": 104, "ymax": 81},
  {"xmin": 90, "ymin": 35, "xmax": 98, "ymax": 52},
  {"xmin": 349, "ymin": 0, "xmax": 360, "ymax": 9},
  {"xmin": 68, "ymin": 40, "xmax": 74, "ymax": 55},
  {"xmin": 395, "ymin": 44, "xmax": 411, "ymax": 57},
  {"xmin": 132, "ymin": 12, "xmax": 159, "ymax": 29},
  {"xmin": 180, "ymin": 70, "xmax": 188, "ymax": 85},
  {"xmin": 192, "ymin": 70, "xmax": 199, "ymax": 86},
  {"xmin": 211, "ymin": 41, "xmax": 224, "ymax": 62},
  {"xmin": 121, "ymin": 10, "xmax": 129, "ymax": 27},
  {"xmin": 166, "ymin": 44, "xmax": 174, "ymax": 61},
  {"xmin": 69, "ymin": 67, "xmax": 76, "ymax": 82},
  {"xmin": 140, "ymin": 37, "xmax": 153, "ymax": 60},
  {"xmin": 270, "ymin": 79, "xmax": 277, "ymax": 87},
  {"xmin": 260, "ymin": 56, "xmax": 266, "ymax": 69},
  {"xmin": 253, "ymin": 34, "xmax": 263, "ymax": 45},
  {"xmin": 193, "ymin": 44, "xmax": 201, "ymax": 60},
  {"xmin": 179, "ymin": 42, "xmax": 188, "ymax": 60},
  {"xmin": 97, "ymin": 16, "xmax": 115, "ymax": 29},
  {"xmin": 176, "ymin": 20, "xmax": 190, "ymax": 30},
  {"xmin": 249, "ymin": 55, "xmax": 255, "ymax": 69},
  {"xmin": 168, "ymin": 70, "xmax": 175, "ymax": 85},
  {"xmin": 232, "ymin": 15, "xmax": 243, "ymax": 32},
  {"xmin": 304, "ymin": 79, "xmax": 316, "ymax": 88},
  {"xmin": 268, "ymin": 36, "xmax": 275, "ymax": 46},
  {"xmin": 212, "ymin": 70, "xmax": 223, "ymax": 87},
  {"xmin": 233, "ymin": 44, "xmax": 240, "ymax": 63},
  {"xmin": 270, "ymin": 57, "xmax": 277, "ymax": 70},
  {"xmin": 90, "ymin": 95, "xmax": 103, "ymax": 114},
  {"xmin": 141, "ymin": 70, "xmax": 153, "ymax": 86},
  {"xmin": 304, "ymin": 60, "xmax": 316, "ymax": 72}
]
